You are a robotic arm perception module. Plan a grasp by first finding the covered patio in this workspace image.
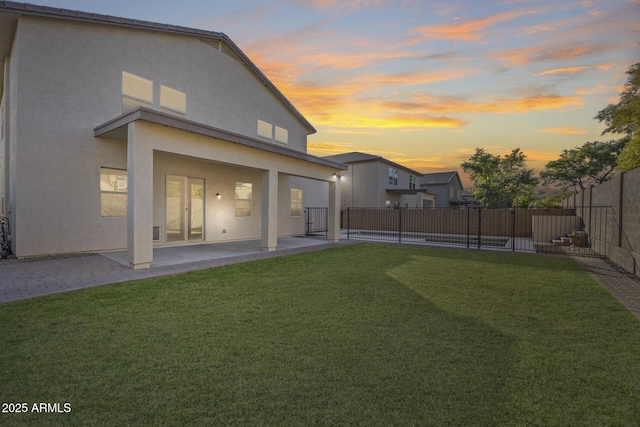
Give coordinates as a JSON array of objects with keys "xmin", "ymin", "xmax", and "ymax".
[{"xmin": 94, "ymin": 107, "xmax": 347, "ymax": 269}]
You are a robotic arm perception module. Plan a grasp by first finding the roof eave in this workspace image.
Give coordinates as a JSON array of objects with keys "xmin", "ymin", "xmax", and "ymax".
[{"xmin": 94, "ymin": 107, "xmax": 342, "ymax": 170}]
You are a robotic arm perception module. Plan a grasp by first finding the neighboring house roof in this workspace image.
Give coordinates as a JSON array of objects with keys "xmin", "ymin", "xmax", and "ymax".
[
  {"xmin": 386, "ymin": 189, "xmax": 436, "ymax": 196},
  {"xmin": 323, "ymin": 152, "xmax": 424, "ymax": 177},
  {"xmin": 0, "ymin": 1, "xmax": 316, "ymax": 134},
  {"xmin": 421, "ymin": 171, "xmax": 462, "ymax": 186},
  {"xmin": 94, "ymin": 107, "xmax": 347, "ymax": 171}
]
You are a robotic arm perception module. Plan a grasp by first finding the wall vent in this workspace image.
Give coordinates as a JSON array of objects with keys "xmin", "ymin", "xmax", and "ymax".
[
  {"xmin": 221, "ymin": 41, "xmax": 240, "ymax": 61},
  {"xmin": 201, "ymin": 39, "xmax": 239, "ymax": 61},
  {"xmin": 200, "ymin": 38, "xmax": 220, "ymax": 50}
]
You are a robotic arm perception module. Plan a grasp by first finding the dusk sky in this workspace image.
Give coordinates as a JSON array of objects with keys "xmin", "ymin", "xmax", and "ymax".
[{"xmin": 30, "ymin": 0, "xmax": 640, "ymax": 186}]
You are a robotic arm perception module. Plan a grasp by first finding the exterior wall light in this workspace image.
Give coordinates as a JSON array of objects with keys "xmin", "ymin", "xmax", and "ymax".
[
  {"xmin": 216, "ymin": 193, "xmax": 222, "ymax": 199},
  {"xmin": 333, "ymin": 173, "xmax": 342, "ymax": 179}
]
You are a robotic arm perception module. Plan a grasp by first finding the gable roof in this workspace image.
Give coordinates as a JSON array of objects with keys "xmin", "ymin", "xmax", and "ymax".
[
  {"xmin": 421, "ymin": 171, "xmax": 461, "ymax": 186},
  {"xmin": 323, "ymin": 152, "xmax": 424, "ymax": 177},
  {"xmin": 0, "ymin": 1, "xmax": 316, "ymax": 134}
]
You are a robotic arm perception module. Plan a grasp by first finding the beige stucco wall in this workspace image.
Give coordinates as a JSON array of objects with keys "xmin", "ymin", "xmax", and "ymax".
[
  {"xmin": 6, "ymin": 15, "xmax": 323, "ymax": 257},
  {"xmin": 153, "ymin": 152, "xmax": 320, "ymax": 245}
]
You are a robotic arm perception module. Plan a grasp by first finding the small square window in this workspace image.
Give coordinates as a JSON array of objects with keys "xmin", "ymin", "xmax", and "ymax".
[
  {"xmin": 160, "ymin": 85, "xmax": 186, "ymax": 115},
  {"xmin": 122, "ymin": 71, "xmax": 153, "ymax": 112},
  {"xmin": 275, "ymin": 126, "xmax": 288, "ymax": 144},
  {"xmin": 257, "ymin": 120, "xmax": 272, "ymax": 140}
]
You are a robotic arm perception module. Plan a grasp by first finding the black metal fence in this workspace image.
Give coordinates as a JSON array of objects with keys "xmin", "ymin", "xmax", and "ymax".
[
  {"xmin": 305, "ymin": 207, "xmax": 328, "ymax": 237},
  {"xmin": 343, "ymin": 206, "xmax": 616, "ymax": 256}
]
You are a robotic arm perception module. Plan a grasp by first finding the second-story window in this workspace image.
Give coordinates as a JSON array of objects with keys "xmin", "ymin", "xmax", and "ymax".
[
  {"xmin": 388, "ymin": 168, "xmax": 398, "ymax": 186},
  {"xmin": 257, "ymin": 120, "xmax": 288, "ymax": 145},
  {"xmin": 409, "ymin": 175, "xmax": 416, "ymax": 189},
  {"xmin": 160, "ymin": 85, "xmax": 186, "ymax": 117},
  {"xmin": 122, "ymin": 71, "xmax": 153, "ymax": 112},
  {"xmin": 257, "ymin": 120, "xmax": 272, "ymax": 140},
  {"xmin": 275, "ymin": 126, "xmax": 288, "ymax": 144},
  {"xmin": 122, "ymin": 71, "xmax": 186, "ymax": 117}
]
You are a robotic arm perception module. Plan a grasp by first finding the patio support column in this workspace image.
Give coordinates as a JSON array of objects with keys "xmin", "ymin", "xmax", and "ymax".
[
  {"xmin": 328, "ymin": 177, "xmax": 341, "ymax": 242},
  {"xmin": 127, "ymin": 122, "xmax": 154, "ymax": 269},
  {"xmin": 416, "ymin": 192, "xmax": 424, "ymax": 208},
  {"xmin": 261, "ymin": 168, "xmax": 278, "ymax": 251}
]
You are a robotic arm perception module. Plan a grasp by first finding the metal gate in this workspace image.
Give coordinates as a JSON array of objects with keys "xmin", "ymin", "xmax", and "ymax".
[{"xmin": 305, "ymin": 207, "xmax": 328, "ymax": 237}]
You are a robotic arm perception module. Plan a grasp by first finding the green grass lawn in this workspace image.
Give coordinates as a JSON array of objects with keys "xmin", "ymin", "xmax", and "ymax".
[{"xmin": 1, "ymin": 243, "xmax": 640, "ymax": 426}]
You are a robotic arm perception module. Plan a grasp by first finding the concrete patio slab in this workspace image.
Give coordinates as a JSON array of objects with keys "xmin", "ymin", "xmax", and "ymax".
[
  {"xmin": 0, "ymin": 237, "xmax": 357, "ymax": 303},
  {"xmin": 100, "ymin": 237, "xmax": 332, "ymax": 267}
]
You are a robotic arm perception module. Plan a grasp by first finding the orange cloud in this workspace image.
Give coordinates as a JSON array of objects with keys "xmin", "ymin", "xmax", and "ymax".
[
  {"xmin": 382, "ymin": 93, "xmax": 583, "ymax": 115},
  {"xmin": 535, "ymin": 66, "xmax": 590, "ymax": 76},
  {"xmin": 388, "ymin": 156, "xmax": 449, "ymax": 172},
  {"xmin": 307, "ymin": 141, "xmax": 358, "ymax": 156},
  {"xmin": 484, "ymin": 95, "xmax": 584, "ymax": 113},
  {"xmin": 520, "ymin": 150, "xmax": 562, "ymax": 166},
  {"xmin": 539, "ymin": 128, "xmax": 588, "ymax": 135},
  {"xmin": 322, "ymin": 113, "xmax": 468, "ymax": 129},
  {"xmin": 411, "ymin": 9, "xmax": 537, "ymax": 42},
  {"xmin": 493, "ymin": 43, "xmax": 611, "ymax": 65},
  {"xmin": 575, "ymin": 85, "xmax": 612, "ymax": 95}
]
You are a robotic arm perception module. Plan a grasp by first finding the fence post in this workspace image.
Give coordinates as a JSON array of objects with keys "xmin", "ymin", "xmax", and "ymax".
[
  {"xmin": 398, "ymin": 207, "xmax": 402, "ymax": 243},
  {"xmin": 587, "ymin": 185, "xmax": 593, "ymax": 247},
  {"xmin": 347, "ymin": 207, "xmax": 350, "ymax": 239},
  {"xmin": 478, "ymin": 208, "xmax": 483, "ymax": 249}
]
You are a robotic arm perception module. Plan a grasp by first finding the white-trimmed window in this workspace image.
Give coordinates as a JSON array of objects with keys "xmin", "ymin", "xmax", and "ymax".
[
  {"xmin": 122, "ymin": 71, "xmax": 153, "ymax": 112},
  {"xmin": 409, "ymin": 175, "xmax": 416, "ymax": 189},
  {"xmin": 160, "ymin": 85, "xmax": 186, "ymax": 116},
  {"xmin": 291, "ymin": 189, "xmax": 302, "ymax": 217},
  {"xmin": 100, "ymin": 167, "xmax": 127, "ymax": 217},
  {"xmin": 388, "ymin": 168, "xmax": 398, "ymax": 186},
  {"xmin": 235, "ymin": 182, "xmax": 252, "ymax": 217}
]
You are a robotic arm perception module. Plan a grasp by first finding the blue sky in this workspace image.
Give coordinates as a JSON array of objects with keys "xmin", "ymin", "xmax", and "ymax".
[{"xmin": 28, "ymin": 0, "xmax": 640, "ymax": 184}]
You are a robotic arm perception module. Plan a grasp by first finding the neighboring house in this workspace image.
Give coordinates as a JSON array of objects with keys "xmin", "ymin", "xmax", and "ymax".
[
  {"xmin": 0, "ymin": 2, "xmax": 347, "ymax": 268},
  {"xmin": 420, "ymin": 172, "xmax": 470, "ymax": 208},
  {"xmin": 461, "ymin": 190, "xmax": 481, "ymax": 206},
  {"xmin": 322, "ymin": 152, "xmax": 435, "ymax": 208}
]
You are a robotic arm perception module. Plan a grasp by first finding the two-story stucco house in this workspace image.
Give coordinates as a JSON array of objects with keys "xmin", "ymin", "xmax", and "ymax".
[
  {"xmin": 0, "ymin": 2, "xmax": 346, "ymax": 268},
  {"xmin": 420, "ymin": 171, "xmax": 469, "ymax": 208},
  {"xmin": 322, "ymin": 152, "xmax": 435, "ymax": 208}
]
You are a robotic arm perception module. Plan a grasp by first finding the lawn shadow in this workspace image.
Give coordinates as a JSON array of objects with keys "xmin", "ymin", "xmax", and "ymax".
[
  {"xmin": 370, "ymin": 242, "xmax": 588, "ymax": 275},
  {"xmin": 347, "ymin": 269, "xmax": 517, "ymax": 425}
]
